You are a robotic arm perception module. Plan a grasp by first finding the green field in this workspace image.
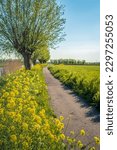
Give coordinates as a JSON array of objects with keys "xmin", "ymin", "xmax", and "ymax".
[
  {"xmin": 58, "ymin": 65, "xmax": 100, "ymax": 72},
  {"xmin": 48, "ymin": 65, "xmax": 100, "ymax": 110}
]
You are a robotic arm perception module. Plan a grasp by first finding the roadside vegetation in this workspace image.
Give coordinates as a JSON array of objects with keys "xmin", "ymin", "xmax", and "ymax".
[
  {"xmin": 0, "ymin": 64, "xmax": 100, "ymax": 150},
  {"xmin": 0, "ymin": 64, "xmax": 64, "ymax": 149}
]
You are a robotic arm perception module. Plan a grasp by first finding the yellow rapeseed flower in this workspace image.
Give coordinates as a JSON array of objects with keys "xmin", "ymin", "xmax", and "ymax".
[
  {"xmin": 39, "ymin": 109, "xmax": 46, "ymax": 118},
  {"xmin": 77, "ymin": 140, "xmax": 84, "ymax": 148},
  {"xmin": 10, "ymin": 135, "xmax": 17, "ymax": 142},
  {"xmin": 67, "ymin": 137, "xmax": 73, "ymax": 144},
  {"xmin": 7, "ymin": 100, "xmax": 16, "ymax": 108},
  {"xmin": 80, "ymin": 129, "xmax": 86, "ymax": 136},
  {"xmin": 22, "ymin": 123, "xmax": 28, "ymax": 130},
  {"xmin": 19, "ymin": 134, "xmax": 24, "ymax": 141},
  {"xmin": 77, "ymin": 140, "xmax": 82, "ymax": 145},
  {"xmin": 89, "ymin": 147, "xmax": 96, "ymax": 150},
  {"xmin": 10, "ymin": 126, "xmax": 15, "ymax": 131},
  {"xmin": 70, "ymin": 131, "xmax": 75, "ymax": 135},
  {"xmin": 0, "ymin": 108, "xmax": 4, "ymax": 115},
  {"xmin": 0, "ymin": 124, "xmax": 4, "ymax": 129},
  {"xmin": 15, "ymin": 113, "xmax": 21, "ymax": 122},
  {"xmin": 8, "ymin": 112, "xmax": 16, "ymax": 119},
  {"xmin": 34, "ymin": 115, "xmax": 42, "ymax": 124},
  {"xmin": 28, "ymin": 108, "xmax": 35, "ymax": 114},
  {"xmin": 43, "ymin": 123, "xmax": 50, "ymax": 130},
  {"xmin": 49, "ymin": 133, "xmax": 55, "ymax": 141},
  {"xmin": 59, "ymin": 133, "xmax": 65, "ymax": 140},
  {"xmin": 22, "ymin": 141, "xmax": 29, "ymax": 149},
  {"xmin": 3, "ymin": 92, "xmax": 9, "ymax": 97},
  {"xmin": 56, "ymin": 122, "xmax": 64, "ymax": 131},
  {"xmin": 79, "ymin": 143, "xmax": 83, "ymax": 149},
  {"xmin": 94, "ymin": 136, "xmax": 100, "ymax": 145},
  {"xmin": 55, "ymin": 118, "xmax": 60, "ymax": 124},
  {"xmin": 9, "ymin": 91, "xmax": 15, "ymax": 97},
  {"xmin": 33, "ymin": 124, "xmax": 41, "ymax": 131},
  {"xmin": 59, "ymin": 116, "xmax": 64, "ymax": 121}
]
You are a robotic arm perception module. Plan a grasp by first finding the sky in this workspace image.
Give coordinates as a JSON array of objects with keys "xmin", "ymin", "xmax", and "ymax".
[{"xmin": 50, "ymin": 0, "xmax": 100, "ymax": 62}]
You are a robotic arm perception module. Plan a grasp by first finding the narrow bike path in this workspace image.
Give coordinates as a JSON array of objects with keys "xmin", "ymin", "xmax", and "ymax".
[{"xmin": 43, "ymin": 67, "xmax": 100, "ymax": 148}]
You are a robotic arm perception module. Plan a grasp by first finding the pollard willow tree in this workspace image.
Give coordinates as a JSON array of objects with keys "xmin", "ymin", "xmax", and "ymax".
[{"xmin": 0, "ymin": 0, "xmax": 65, "ymax": 69}]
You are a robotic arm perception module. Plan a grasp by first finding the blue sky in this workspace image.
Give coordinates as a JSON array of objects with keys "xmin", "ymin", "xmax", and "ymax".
[{"xmin": 50, "ymin": 0, "xmax": 100, "ymax": 62}]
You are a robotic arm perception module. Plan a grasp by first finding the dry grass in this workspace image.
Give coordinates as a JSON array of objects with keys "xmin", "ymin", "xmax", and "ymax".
[{"xmin": 3, "ymin": 59, "xmax": 22, "ymax": 75}]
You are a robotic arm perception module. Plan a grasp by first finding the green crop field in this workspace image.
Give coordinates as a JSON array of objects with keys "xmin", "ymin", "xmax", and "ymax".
[{"xmin": 49, "ymin": 65, "xmax": 100, "ymax": 110}]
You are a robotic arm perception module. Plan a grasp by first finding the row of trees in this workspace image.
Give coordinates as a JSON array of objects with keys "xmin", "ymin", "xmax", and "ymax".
[
  {"xmin": 50, "ymin": 59, "xmax": 86, "ymax": 65},
  {"xmin": 50, "ymin": 59, "xmax": 100, "ymax": 65},
  {"xmin": 0, "ymin": 0, "xmax": 65, "ymax": 69}
]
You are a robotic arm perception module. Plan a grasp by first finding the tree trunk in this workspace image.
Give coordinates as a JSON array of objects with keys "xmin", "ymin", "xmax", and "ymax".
[{"xmin": 23, "ymin": 53, "xmax": 31, "ymax": 70}]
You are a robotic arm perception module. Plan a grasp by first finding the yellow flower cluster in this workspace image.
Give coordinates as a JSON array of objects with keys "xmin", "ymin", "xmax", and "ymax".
[
  {"xmin": 80, "ymin": 129, "xmax": 86, "ymax": 136},
  {"xmin": 89, "ymin": 147, "xmax": 96, "ymax": 150},
  {"xmin": 77, "ymin": 140, "xmax": 84, "ymax": 149},
  {"xmin": 0, "ymin": 64, "xmax": 100, "ymax": 150},
  {"xmin": 64, "ymin": 129, "xmax": 100, "ymax": 150},
  {"xmin": 0, "ymin": 65, "xmax": 66, "ymax": 150},
  {"xmin": 94, "ymin": 136, "xmax": 100, "ymax": 145}
]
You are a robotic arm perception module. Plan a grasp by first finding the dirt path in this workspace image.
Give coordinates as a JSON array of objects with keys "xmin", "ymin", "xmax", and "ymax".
[{"xmin": 43, "ymin": 67, "xmax": 100, "ymax": 149}]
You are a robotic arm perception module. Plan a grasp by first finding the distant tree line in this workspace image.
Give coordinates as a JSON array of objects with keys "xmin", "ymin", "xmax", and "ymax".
[{"xmin": 50, "ymin": 59, "xmax": 100, "ymax": 65}]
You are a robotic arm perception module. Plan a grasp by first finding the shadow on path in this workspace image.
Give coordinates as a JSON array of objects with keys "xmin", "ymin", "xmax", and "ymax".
[{"xmin": 62, "ymin": 84, "xmax": 100, "ymax": 123}]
